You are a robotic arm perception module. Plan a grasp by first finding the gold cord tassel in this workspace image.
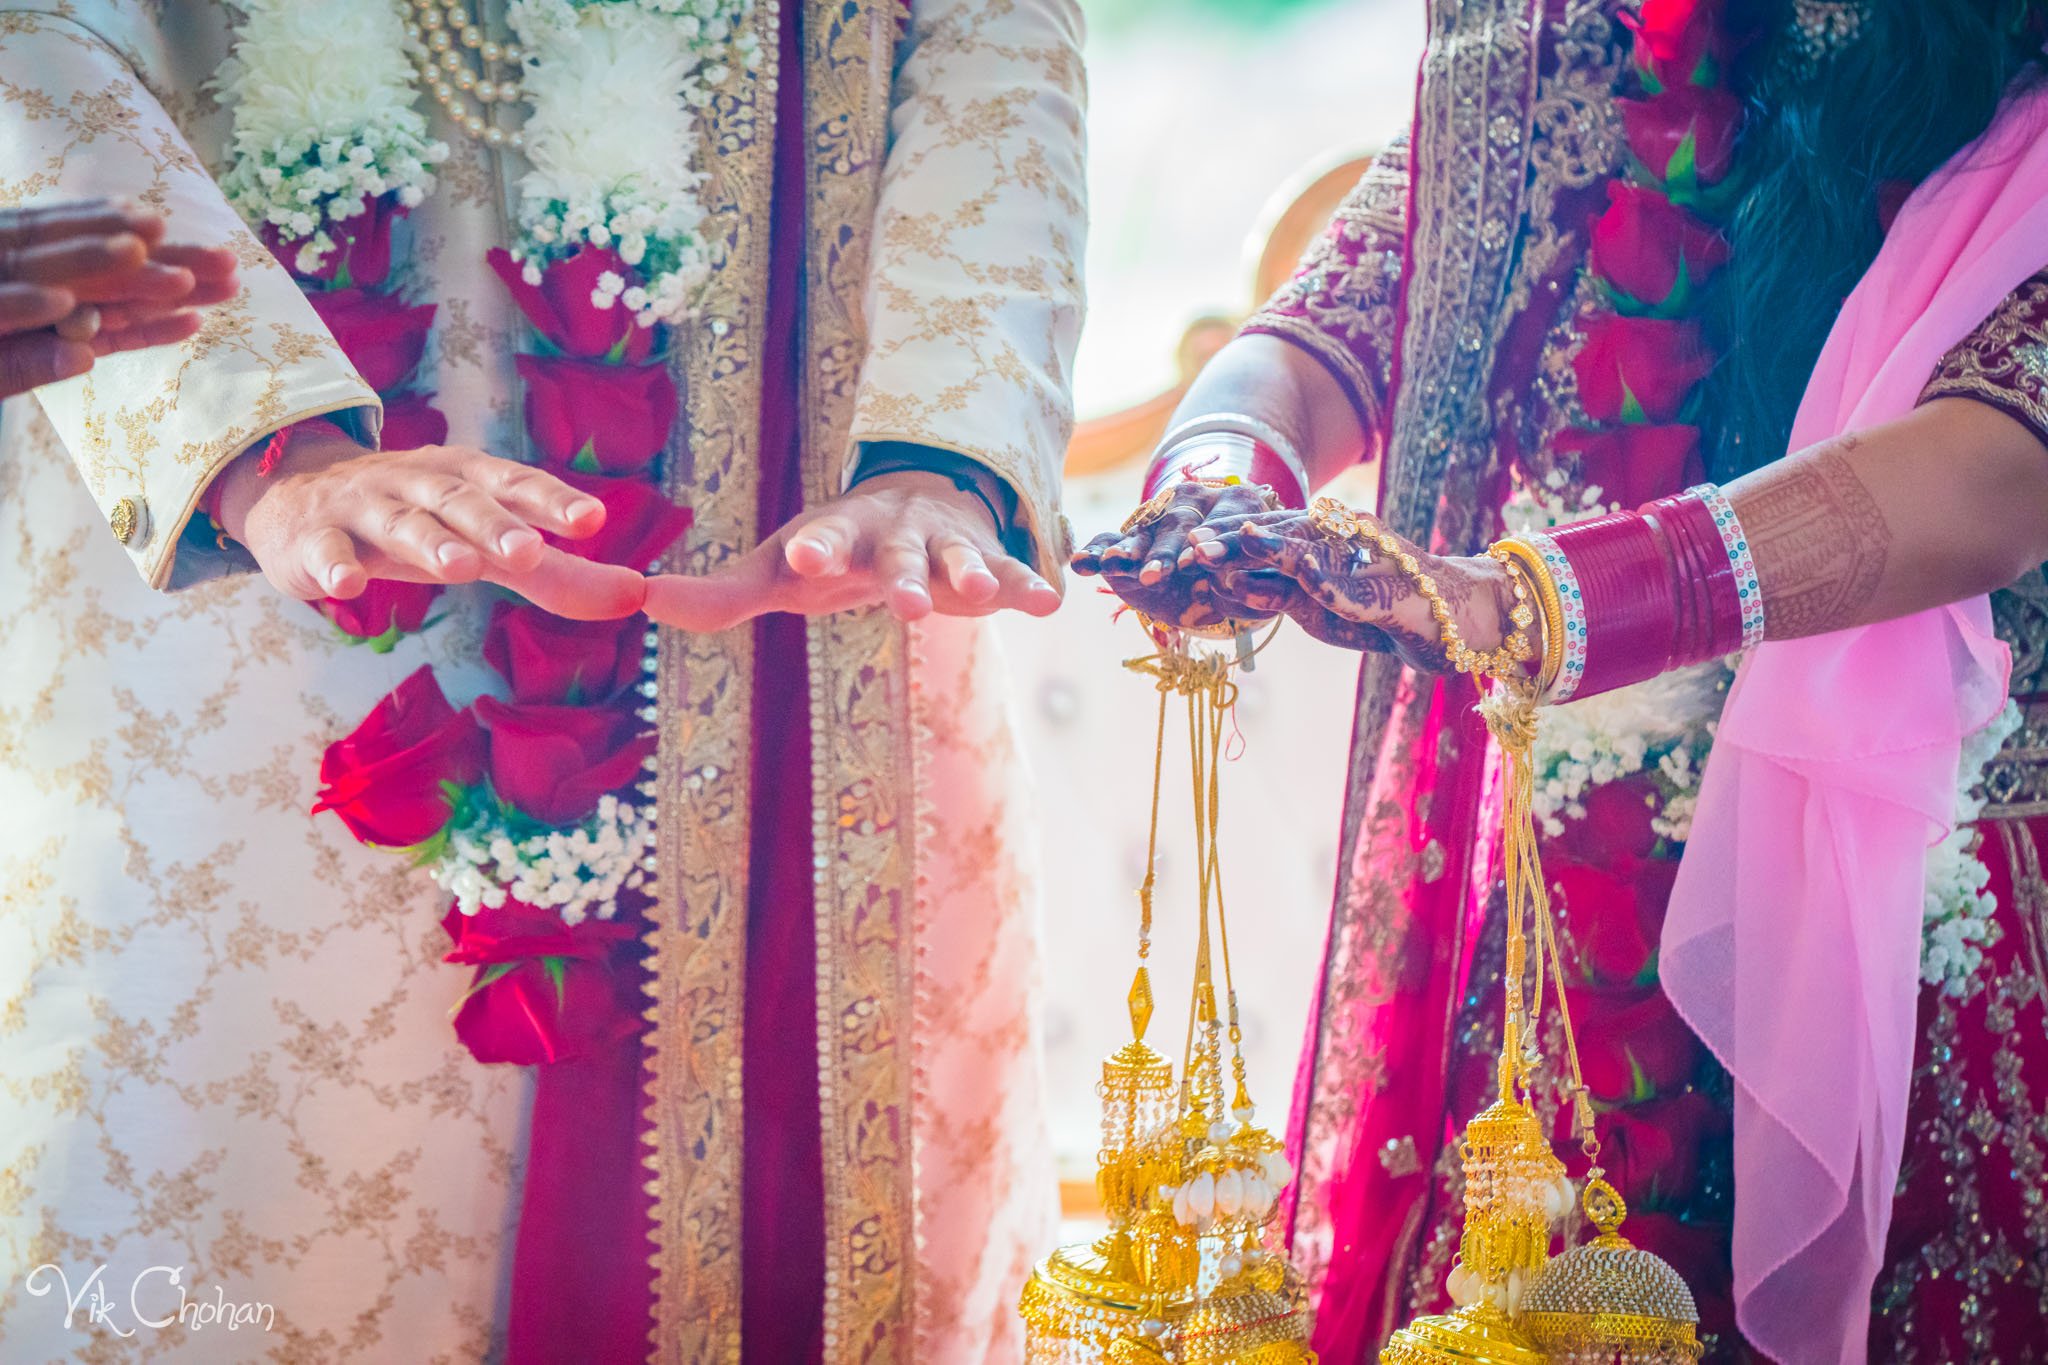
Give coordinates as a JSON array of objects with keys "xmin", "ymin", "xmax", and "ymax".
[{"xmin": 1021, "ymin": 623, "xmax": 1314, "ymax": 1364}]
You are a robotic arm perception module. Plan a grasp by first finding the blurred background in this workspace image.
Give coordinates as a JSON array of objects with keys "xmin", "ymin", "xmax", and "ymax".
[{"xmin": 991, "ymin": 0, "xmax": 1425, "ymax": 1226}]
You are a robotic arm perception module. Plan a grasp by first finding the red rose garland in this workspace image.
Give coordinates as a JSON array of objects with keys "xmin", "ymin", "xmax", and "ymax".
[
  {"xmin": 301, "ymin": 199, "xmax": 692, "ymax": 1067},
  {"xmin": 1560, "ymin": 0, "xmax": 1745, "ymax": 508},
  {"xmin": 1536, "ymin": 0, "xmax": 1748, "ymax": 1337}
]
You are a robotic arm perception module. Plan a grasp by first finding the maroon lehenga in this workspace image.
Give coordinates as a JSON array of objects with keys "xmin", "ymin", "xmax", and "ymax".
[{"xmin": 1235, "ymin": 2, "xmax": 2048, "ymax": 1358}]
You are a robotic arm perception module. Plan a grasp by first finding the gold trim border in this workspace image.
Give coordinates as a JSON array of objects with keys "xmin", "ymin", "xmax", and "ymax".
[{"xmin": 646, "ymin": 0, "xmax": 782, "ymax": 1356}]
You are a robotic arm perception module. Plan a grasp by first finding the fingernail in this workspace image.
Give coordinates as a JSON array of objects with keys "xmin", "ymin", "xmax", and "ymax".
[
  {"xmin": 499, "ymin": 528, "xmax": 540, "ymax": 555},
  {"xmin": 565, "ymin": 497, "xmax": 603, "ymax": 522},
  {"xmin": 1196, "ymin": 542, "xmax": 1225, "ymax": 561},
  {"xmin": 437, "ymin": 543, "xmax": 468, "ymax": 566}
]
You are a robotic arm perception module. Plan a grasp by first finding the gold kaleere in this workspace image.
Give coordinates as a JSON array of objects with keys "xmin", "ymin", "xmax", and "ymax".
[
  {"xmin": 1520, "ymin": 1176, "xmax": 1704, "ymax": 1365},
  {"xmin": 1020, "ymin": 622, "xmax": 1314, "ymax": 1364},
  {"xmin": 1286, "ymin": 500, "xmax": 1707, "ymax": 1365}
]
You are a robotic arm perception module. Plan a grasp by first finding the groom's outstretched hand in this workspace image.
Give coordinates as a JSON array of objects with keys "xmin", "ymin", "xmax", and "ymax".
[
  {"xmin": 641, "ymin": 470, "xmax": 1061, "ymax": 632},
  {"xmin": 215, "ymin": 422, "xmax": 648, "ymax": 620}
]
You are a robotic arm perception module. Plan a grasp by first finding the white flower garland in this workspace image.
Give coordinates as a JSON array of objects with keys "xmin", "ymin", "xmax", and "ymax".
[
  {"xmin": 1529, "ymin": 660, "xmax": 1731, "ymax": 842},
  {"xmin": 433, "ymin": 793, "xmax": 655, "ymax": 926},
  {"xmin": 214, "ymin": 0, "xmax": 447, "ymax": 275},
  {"xmin": 507, "ymin": 0, "xmax": 759, "ymax": 326},
  {"xmin": 1921, "ymin": 699, "xmax": 2022, "ymax": 999},
  {"xmin": 220, "ymin": 0, "xmax": 755, "ymax": 320}
]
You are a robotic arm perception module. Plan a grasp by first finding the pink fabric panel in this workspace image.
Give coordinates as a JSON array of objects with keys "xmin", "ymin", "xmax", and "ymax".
[{"xmin": 1662, "ymin": 84, "xmax": 2048, "ymax": 1365}]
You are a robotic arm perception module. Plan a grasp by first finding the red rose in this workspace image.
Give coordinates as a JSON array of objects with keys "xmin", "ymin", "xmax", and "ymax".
[
  {"xmin": 379, "ymin": 392, "xmax": 450, "ymax": 452},
  {"xmin": 267, "ymin": 192, "xmax": 406, "ymax": 289},
  {"xmin": 313, "ymin": 666, "xmax": 484, "ymax": 847},
  {"xmin": 515, "ymin": 353, "xmax": 678, "ymax": 475},
  {"xmin": 1620, "ymin": 87, "xmax": 1742, "ymax": 190},
  {"xmin": 1596, "ymin": 1091, "xmax": 1728, "ymax": 1208},
  {"xmin": 484, "ymin": 601, "xmax": 646, "ymax": 704},
  {"xmin": 1573, "ymin": 982, "xmax": 1703, "ymax": 1102},
  {"xmin": 544, "ymin": 471, "xmax": 694, "ymax": 571},
  {"xmin": 1590, "ymin": 183, "xmax": 1730, "ymax": 311},
  {"xmin": 1574, "ymin": 314, "xmax": 1714, "ymax": 425},
  {"xmin": 1553, "ymin": 863, "xmax": 1659, "ymax": 986},
  {"xmin": 317, "ymin": 579, "xmax": 443, "ymax": 650},
  {"xmin": 441, "ymin": 900, "xmax": 642, "ymax": 1065},
  {"xmin": 1620, "ymin": 0, "xmax": 1732, "ymax": 89},
  {"xmin": 1550, "ymin": 774, "xmax": 1663, "ymax": 867},
  {"xmin": 309, "ymin": 288, "xmax": 436, "ymax": 392},
  {"xmin": 1553, "ymin": 424, "xmax": 1703, "ymax": 509},
  {"xmin": 474, "ymin": 696, "xmax": 656, "ymax": 826},
  {"xmin": 488, "ymin": 245, "xmax": 658, "ymax": 362}
]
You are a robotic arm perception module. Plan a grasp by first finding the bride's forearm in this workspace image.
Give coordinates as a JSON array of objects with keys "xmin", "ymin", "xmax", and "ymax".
[
  {"xmin": 1170, "ymin": 334, "xmax": 1372, "ymax": 492},
  {"xmin": 1730, "ymin": 398, "xmax": 2048, "ymax": 641}
]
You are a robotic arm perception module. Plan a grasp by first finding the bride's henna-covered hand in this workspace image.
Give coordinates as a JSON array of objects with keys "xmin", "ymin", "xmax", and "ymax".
[
  {"xmin": 1189, "ymin": 508, "xmax": 1522, "ymax": 670},
  {"xmin": 1070, "ymin": 481, "xmax": 1280, "ymax": 630},
  {"xmin": 1206, "ymin": 566, "xmax": 1396, "ymax": 654}
]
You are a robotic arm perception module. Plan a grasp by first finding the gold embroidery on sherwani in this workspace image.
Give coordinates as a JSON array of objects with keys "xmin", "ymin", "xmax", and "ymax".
[
  {"xmin": 843, "ymin": 0, "xmax": 1086, "ymax": 579},
  {"xmin": 802, "ymin": 4, "xmax": 922, "ymax": 1359},
  {"xmin": 0, "ymin": 9, "xmax": 378, "ymax": 591},
  {"xmin": 646, "ymin": 0, "xmax": 779, "ymax": 1357}
]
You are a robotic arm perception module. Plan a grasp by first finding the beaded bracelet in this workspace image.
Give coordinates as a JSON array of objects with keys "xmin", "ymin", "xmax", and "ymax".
[{"xmin": 1308, "ymin": 497, "xmax": 1534, "ymax": 679}]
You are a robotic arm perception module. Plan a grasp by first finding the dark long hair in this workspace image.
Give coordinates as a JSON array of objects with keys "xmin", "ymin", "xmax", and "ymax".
[{"xmin": 1701, "ymin": 0, "xmax": 2047, "ymax": 480}]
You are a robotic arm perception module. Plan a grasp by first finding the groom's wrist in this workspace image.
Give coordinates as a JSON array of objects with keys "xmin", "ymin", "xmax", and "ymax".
[
  {"xmin": 851, "ymin": 441, "xmax": 1028, "ymax": 559},
  {"xmin": 211, "ymin": 419, "xmax": 360, "ymax": 547}
]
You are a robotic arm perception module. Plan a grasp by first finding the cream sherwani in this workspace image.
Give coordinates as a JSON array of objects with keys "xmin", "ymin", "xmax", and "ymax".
[{"xmin": 0, "ymin": 1, "xmax": 1084, "ymax": 1359}]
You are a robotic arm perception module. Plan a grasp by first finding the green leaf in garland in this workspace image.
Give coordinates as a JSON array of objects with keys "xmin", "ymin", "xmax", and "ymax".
[
  {"xmin": 1639, "ymin": 63, "xmax": 1666, "ymax": 97},
  {"xmin": 333, "ymin": 254, "xmax": 355, "ymax": 291},
  {"xmin": 1602, "ymin": 256, "xmax": 1697, "ymax": 322},
  {"xmin": 455, "ymin": 960, "xmax": 524, "ymax": 1009},
  {"xmin": 604, "ymin": 330, "xmax": 633, "ymax": 365},
  {"xmin": 1628, "ymin": 1053, "xmax": 1655, "ymax": 1103},
  {"xmin": 1665, "ymin": 127, "xmax": 1699, "ymax": 199},
  {"xmin": 401, "ymin": 780, "xmax": 473, "ymax": 867},
  {"xmin": 1619, "ymin": 377, "xmax": 1651, "ymax": 426},
  {"xmin": 570, "ymin": 441, "xmax": 602, "ymax": 474},
  {"xmin": 1688, "ymin": 52, "xmax": 1718, "ymax": 88},
  {"xmin": 364, "ymin": 618, "xmax": 405, "ymax": 654},
  {"xmin": 543, "ymin": 954, "xmax": 569, "ymax": 1008}
]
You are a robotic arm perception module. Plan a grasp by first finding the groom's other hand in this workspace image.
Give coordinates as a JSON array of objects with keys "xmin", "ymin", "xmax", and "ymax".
[
  {"xmin": 0, "ymin": 199, "xmax": 238, "ymax": 396},
  {"xmin": 212, "ymin": 421, "xmax": 648, "ymax": 620},
  {"xmin": 643, "ymin": 466, "xmax": 1060, "ymax": 632}
]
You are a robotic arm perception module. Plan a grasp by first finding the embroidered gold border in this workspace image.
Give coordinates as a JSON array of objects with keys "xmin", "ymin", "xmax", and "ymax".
[
  {"xmin": 802, "ymin": 4, "xmax": 921, "ymax": 1360},
  {"xmin": 647, "ymin": 0, "xmax": 780, "ymax": 1355},
  {"xmin": 1286, "ymin": 0, "xmax": 1547, "ymax": 1291}
]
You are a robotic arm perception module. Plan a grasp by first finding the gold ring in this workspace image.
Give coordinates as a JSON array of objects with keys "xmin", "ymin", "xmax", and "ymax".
[{"xmin": 1119, "ymin": 488, "xmax": 1177, "ymax": 535}]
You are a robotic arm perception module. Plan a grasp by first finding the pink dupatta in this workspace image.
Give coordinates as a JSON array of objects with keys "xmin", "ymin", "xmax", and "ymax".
[{"xmin": 1661, "ymin": 82, "xmax": 2048, "ymax": 1364}]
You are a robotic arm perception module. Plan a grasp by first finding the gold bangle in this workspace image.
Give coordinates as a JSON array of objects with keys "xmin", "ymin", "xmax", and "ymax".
[
  {"xmin": 1307, "ymin": 497, "xmax": 1533, "ymax": 679},
  {"xmin": 1492, "ymin": 536, "xmax": 1564, "ymax": 696}
]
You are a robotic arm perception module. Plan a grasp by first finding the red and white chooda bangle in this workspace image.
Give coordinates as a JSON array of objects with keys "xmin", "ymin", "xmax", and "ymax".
[
  {"xmin": 1505, "ymin": 482, "xmax": 1765, "ymax": 704},
  {"xmin": 1142, "ymin": 414, "xmax": 1312, "ymax": 509}
]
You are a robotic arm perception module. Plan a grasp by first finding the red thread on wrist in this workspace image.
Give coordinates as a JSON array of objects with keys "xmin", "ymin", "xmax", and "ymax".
[{"xmin": 256, "ymin": 422, "xmax": 296, "ymax": 478}]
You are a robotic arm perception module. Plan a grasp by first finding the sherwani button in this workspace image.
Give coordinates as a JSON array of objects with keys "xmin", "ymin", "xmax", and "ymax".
[{"xmin": 109, "ymin": 495, "xmax": 148, "ymax": 546}]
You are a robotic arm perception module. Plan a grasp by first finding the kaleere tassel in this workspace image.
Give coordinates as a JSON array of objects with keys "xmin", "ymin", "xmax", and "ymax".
[{"xmin": 1020, "ymin": 620, "xmax": 1313, "ymax": 1363}]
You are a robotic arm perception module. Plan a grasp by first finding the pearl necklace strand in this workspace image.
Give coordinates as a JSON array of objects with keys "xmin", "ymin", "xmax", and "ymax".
[{"xmin": 405, "ymin": 0, "xmax": 527, "ymax": 150}]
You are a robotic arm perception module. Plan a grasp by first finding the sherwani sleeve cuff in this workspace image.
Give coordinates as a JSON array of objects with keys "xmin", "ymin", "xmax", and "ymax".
[
  {"xmin": 844, "ymin": 0, "xmax": 1088, "ymax": 589},
  {"xmin": 0, "ymin": 6, "xmax": 381, "ymax": 592}
]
